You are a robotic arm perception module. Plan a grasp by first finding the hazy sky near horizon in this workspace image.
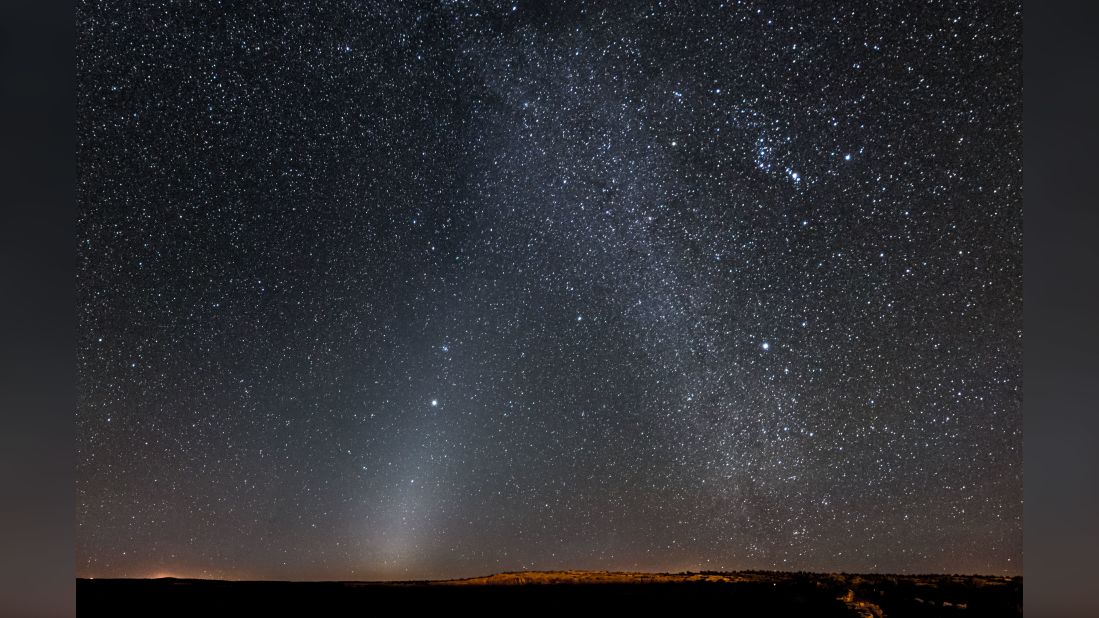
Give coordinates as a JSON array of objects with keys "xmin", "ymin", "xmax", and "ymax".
[{"xmin": 77, "ymin": 0, "xmax": 1021, "ymax": 580}]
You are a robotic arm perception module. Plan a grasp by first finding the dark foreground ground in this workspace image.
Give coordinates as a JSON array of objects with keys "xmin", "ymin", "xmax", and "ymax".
[{"xmin": 77, "ymin": 570, "xmax": 1022, "ymax": 617}]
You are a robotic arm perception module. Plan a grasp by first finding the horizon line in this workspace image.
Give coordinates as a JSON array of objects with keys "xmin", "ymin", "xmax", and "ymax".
[{"xmin": 76, "ymin": 567, "xmax": 1024, "ymax": 583}]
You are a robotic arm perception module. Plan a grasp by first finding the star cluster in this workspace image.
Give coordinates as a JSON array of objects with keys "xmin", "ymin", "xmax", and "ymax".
[{"xmin": 77, "ymin": 0, "xmax": 1021, "ymax": 580}]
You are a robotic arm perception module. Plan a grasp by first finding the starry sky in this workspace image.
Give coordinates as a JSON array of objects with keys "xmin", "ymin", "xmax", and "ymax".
[{"xmin": 76, "ymin": 0, "xmax": 1022, "ymax": 580}]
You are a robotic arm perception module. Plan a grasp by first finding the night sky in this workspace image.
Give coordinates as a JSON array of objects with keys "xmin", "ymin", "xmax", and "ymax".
[{"xmin": 77, "ymin": 1, "xmax": 1022, "ymax": 580}]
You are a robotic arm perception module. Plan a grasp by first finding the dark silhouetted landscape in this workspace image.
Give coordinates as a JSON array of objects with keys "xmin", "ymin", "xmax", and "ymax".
[{"xmin": 77, "ymin": 570, "xmax": 1022, "ymax": 617}]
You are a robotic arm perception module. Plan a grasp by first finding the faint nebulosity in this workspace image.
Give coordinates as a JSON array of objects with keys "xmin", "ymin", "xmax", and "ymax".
[{"xmin": 77, "ymin": 1, "xmax": 1022, "ymax": 580}]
